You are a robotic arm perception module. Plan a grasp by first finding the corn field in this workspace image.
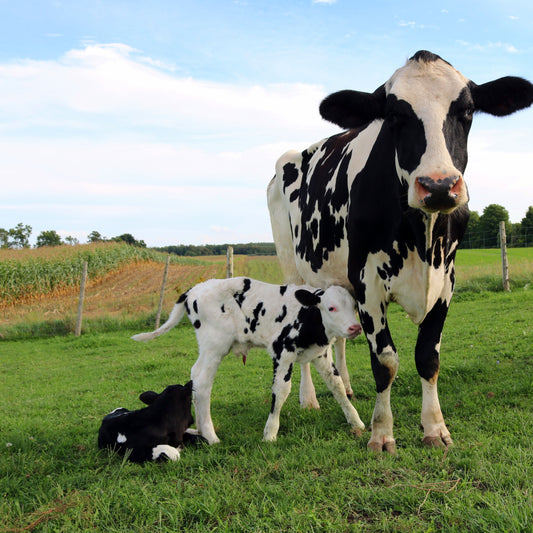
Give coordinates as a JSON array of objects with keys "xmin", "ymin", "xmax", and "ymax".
[{"xmin": 0, "ymin": 243, "xmax": 204, "ymax": 307}]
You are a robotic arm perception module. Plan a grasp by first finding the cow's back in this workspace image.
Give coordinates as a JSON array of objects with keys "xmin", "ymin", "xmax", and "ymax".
[{"xmin": 268, "ymin": 121, "xmax": 383, "ymax": 290}]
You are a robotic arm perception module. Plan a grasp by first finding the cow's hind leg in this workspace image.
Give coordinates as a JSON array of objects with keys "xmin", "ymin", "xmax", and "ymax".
[
  {"xmin": 263, "ymin": 357, "xmax": 295, "ymax": 441},
  {"xmin": 416, "ymin": 300, "xmax": 452, "ymax": 448},
  {"xmin": 312, "ymin": 350, "xmax": 365, "ymax": 434},
  {"xmin": 190, "ymin": 348, "xmax": 226, "ymax": 445}
]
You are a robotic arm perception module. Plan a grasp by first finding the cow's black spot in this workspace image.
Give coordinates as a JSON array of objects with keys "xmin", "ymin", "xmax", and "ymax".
[
  {"xmin": 193, "ymin": 300, "xmax": 199, "ymax": 313},
  {"xmin": 279, "ymin": 285, "xmax": 288, "ymax": 296},
  {"xmin": 284, "ymin": 363, "xmax": 293, "ymax": 382},
  {"xmin": 275, "ymin": 305, "xmax": 287, "ymax": 323},
  {"xmin": 270, "ymin": 393, "xmax": 276, "ymax": 414},
  {"xmin": 177, "ymin": 290, "xmax": 189, "ymax": 304},
  {"xmin": 234, "ymin": 278, "xmax": 252, "ymax": 307},
  {"xmin": 221, "ymin": 304, "xmax": 225, "ymax": 313},
  {"xmin": 249, "ymin": 302, "xmax": 264, "ymax": 333},
  {"xmin": 193, "ymin": 320, "xmax": 201, "ymax": 329},
  {"xmin": 282, "ymin": 163, "xmax": 299, "ymax": 192}
]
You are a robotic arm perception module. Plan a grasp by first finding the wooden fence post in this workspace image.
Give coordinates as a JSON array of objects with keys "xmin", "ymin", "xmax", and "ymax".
[
  {"xmin": 75, "ymin": 261, "xmax": 88, "ymax": 336},
  {"xmin": 499, "ymin": 221, "xmax": 510, "ymax": 292},
  {"xmin": 155, "ymin": 255, "xmax": 170, "ymax": 329},
  {"xmin": 226, "ymin": 246, "xmax": 234, "ymax": 278}
]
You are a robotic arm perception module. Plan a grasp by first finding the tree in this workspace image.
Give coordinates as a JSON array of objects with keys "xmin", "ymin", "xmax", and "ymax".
[
  {"xmin": 64, "ymin": 236, "xmax": 80, "ymax": 246},
  {"xmin": 87, "ymin": 231, "xmax": 106, "ymax": 243},
  {"xmin": 8, "ymin": 223, "xmax": 32, "ymax": 249},
  {"xmin": 112, "ymin": 233, "xmax": 146, "ymax": 248},
  {"xmin": 478, "ymin": 204, "xmax": 509, "ymax": 248},
  {"xmin": 0, "ymin": 228, "xmax": 9, "ymax": 249},
  {"xmin": 521, "ymin": 206, "xmax": 533, "ymax": 229},
  {"xmin": 36, "ymin": 230, "xmax": 62, "ymax": 247}
]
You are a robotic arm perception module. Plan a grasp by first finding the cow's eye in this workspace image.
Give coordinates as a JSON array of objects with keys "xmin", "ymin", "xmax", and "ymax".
[
  {"xmin": 328, "ymin": 306, "xmax": 337, "ymax": 312},
  {"xmin": 460, "ymin": 107, "xmax": 474, "ymax": 122}
]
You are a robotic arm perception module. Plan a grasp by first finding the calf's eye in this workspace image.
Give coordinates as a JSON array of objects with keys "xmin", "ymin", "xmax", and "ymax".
[{"xmin": 328, "ymin": 306, "xmax": 337, "ymax": 312}]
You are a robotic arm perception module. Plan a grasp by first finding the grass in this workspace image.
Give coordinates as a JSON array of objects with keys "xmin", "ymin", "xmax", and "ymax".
[{"xmin": 1, "ymin": 288, "xmax": 532, "ymax": 531}]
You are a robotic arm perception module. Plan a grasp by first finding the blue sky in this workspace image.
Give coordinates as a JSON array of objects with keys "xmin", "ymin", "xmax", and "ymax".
[{"xmin": 1, "ymin": 0, "xmax": 532, "ymax": 246}]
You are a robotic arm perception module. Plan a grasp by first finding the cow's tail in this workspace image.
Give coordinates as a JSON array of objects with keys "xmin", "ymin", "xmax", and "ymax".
[{"xmin": 131, "ymin": 292, "xmax": 188, "ymax": 342}]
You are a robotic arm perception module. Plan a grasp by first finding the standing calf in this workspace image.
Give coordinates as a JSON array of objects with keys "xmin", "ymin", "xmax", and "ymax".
[{"xmin": 132, "ymin": 277, "xmax": 365, "ymax": 444}]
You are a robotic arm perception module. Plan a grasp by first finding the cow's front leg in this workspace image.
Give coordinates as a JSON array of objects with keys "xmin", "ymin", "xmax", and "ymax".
[
  {"xmin": 361, "ymin": 308, "xmax": 398, "ymax": 453},
  {"xmin": 312, "ymin": 351, "xmax": 364, "ymax": 434},
  {"xmin": 299, "ymin": 363, "xmax": 320, "ymax": 409},
  {"xmin": 416, "ymin": 299, "xmax": 452, "ymax": 448},
  {"xmin": 264, "ymin": 357, "xmax": 295, "ymax": 441}
]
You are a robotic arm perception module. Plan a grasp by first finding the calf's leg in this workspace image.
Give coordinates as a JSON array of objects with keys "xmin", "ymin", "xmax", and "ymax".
[
  {"xmin": 263, "ymin": 357, "xmax": 295, "ymax": 441},
  {"xmin": 312, "ymin": 349, "xmax": 365, "ymax": 434},
  {"xmin": 190, "ymin": 349, "xmax": 225, "ymax": 444}
]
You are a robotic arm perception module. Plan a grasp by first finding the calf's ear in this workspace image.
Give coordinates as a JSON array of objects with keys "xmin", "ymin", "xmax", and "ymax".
[
  {"xmin": 472, "ymin": 76, "xmax": 533, "ymax": 116},
  {"xmin": 295, "ymin": 289, "xmax": 321, "ymax": 307},
  {"xmin": 139, "ymin": 390, "xmax": 159, "ymax": 405},
  {"xmin": 319, "ymin": 85, "xmax": 386, "ymax": 129}
]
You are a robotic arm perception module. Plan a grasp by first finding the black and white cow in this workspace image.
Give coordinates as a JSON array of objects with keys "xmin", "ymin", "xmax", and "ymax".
[
  {"xmin": 132, "ymin": 277, "xmax": 365, "ymax": 444},
  {"xmin": 267, "ymin": 50, "xmax": 533, "ymax": 452},
  {"xmin": 98, "ymin": 382, "xmax": 204, "ymax": 463}
]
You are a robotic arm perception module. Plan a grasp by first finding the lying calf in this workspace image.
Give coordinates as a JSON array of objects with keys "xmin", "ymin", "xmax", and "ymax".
[
  {"xmin": 132, "ymin": 277, "xmax": 365, "ymax": 444},
  {"xmin": 98, "ymin": 381, "xmax": 205, "ymax": 463}
]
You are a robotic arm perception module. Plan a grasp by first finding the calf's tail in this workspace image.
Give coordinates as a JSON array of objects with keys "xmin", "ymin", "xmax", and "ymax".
[{"xmin": 131, "ymin": 294, "xmax": 188, "ymax": 342}]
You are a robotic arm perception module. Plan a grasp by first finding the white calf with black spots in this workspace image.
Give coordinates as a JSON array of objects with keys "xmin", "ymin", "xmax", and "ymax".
[{"xmin": 132, "ymin": 277, "xmax": 364, "ymax": 444}]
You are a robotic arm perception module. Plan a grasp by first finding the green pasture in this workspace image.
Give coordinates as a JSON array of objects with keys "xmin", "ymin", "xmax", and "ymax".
[{"xmin": 1, "ymin": 289, "xmax": 532, "ymax": 532}]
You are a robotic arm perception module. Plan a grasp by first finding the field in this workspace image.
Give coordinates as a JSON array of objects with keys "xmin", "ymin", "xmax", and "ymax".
[{"xmin": 1, "ymin": 246, "xmax": 532, "ymax": 531}]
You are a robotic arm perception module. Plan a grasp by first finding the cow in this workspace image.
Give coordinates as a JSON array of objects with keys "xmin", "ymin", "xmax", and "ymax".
[
  {"xmin": 132, "ymin": 277, "xmax": 365, "ymax": 444},
  {"xmin": 98, "ymin": 381, "xmax": 205, "ymax": 463},
  {"xmin": 267, "ymin": 50, "xmax": 533, "ymax": 453}
]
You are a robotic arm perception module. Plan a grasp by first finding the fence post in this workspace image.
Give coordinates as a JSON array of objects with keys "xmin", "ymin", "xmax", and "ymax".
[
  {"xmin": 226, "ymin": 246, "xmax": 234, "ymax": 278},
  {"xmin": 499, "ymin": 221, "xmax": 510, "ymax": 292},
  {"xmin": 155, "ymin": 255, "xmax": 170, "ymax": 329},
  {"xmin": 75, "ymin": 261, "xmax": 88, "ymax": 336}
]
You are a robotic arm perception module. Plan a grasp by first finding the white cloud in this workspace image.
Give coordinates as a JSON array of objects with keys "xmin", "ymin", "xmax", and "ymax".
[{"xmin": 0, "ymin": 43, "xmax": 331, "ymax": 145}]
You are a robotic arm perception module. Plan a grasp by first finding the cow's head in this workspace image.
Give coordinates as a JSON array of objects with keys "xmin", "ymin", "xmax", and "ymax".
[{"xmin": 320, "ymin": 50, "xmax": 533, "ymax": 214}]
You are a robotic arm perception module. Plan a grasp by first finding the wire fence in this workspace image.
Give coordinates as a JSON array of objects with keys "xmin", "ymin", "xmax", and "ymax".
[{"xmin": 460, "ymin": 225, "xmax": 533, "ymax": 249}]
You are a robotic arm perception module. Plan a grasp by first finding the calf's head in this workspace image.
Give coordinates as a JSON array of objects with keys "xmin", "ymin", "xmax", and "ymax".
[
  {"xmin": 320, "ymin": 50, "xmax": 533, "ymax": 214},
  {"xmin": 295, "ymin": 286, "xmax": 362, "ymax": 340}
]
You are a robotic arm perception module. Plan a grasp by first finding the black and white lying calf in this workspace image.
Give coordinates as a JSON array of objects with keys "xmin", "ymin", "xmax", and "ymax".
[
  {"xmin": 132, "ymin": 277, "xmax": 365, "ymax": 444},
  {"xmin": 98, "ymin": 381, "xmax": 204, "ymax": 463}
]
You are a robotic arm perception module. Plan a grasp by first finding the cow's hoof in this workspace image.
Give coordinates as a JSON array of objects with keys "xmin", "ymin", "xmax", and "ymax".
[
  {"xmin": 367, "ymin": 439, "xmax": 396, "ymax": 454},
  {"xmin": 422, "ymin": 435, "xmax": 453, "ymax": 448},
  {"xmin": 300, "ymin": 400, "xmax": 320, "ymax": 410},
  {"xmin": 351, "ymin": 427, "xmax": 364, "ymax": 437}
]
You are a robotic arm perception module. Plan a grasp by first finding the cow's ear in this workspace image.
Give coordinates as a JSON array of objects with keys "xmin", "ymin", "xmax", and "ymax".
[
  {"xmin": 319, "ymin": 85, "xmax": 386, "ymax": 129},
  {"xmin": 139, "ymin": 391, "xmax": 159, "ymax": 405},
  {"xmin": 471, "ymin": 77, "xmax": 533, "ymax": 117},
  {"xmin": 295, "ymin": 289, "xmax": 321, "ymax": 307}
]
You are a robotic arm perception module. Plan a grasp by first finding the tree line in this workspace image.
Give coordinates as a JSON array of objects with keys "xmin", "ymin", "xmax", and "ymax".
[
  {"xmin": 461, "ymin": 204, "xmax": 533, "ymax": 249},
  {"xmin": 1, "ymin": 204, "xmax": 532, "ymax": 253}
]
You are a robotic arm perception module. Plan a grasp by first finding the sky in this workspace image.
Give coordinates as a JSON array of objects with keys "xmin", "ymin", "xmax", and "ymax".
[{"xmin": 1, "ymin": 0, "xmax": 532, "ymax": 247}]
